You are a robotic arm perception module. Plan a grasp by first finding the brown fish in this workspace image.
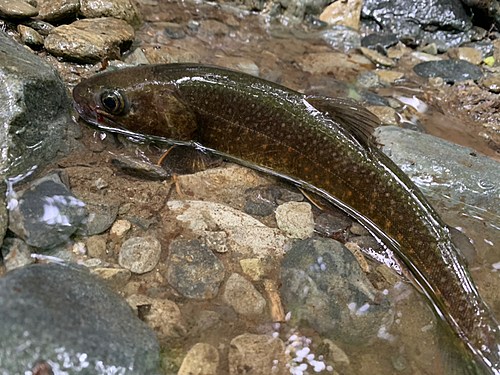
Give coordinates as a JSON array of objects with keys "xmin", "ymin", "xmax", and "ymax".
[{"xmin": 73, "ymin": 63, "xmax": 500, "ymax": 374}]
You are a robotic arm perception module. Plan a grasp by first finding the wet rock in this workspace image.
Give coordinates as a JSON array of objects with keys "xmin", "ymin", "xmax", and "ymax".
[
  {"xmin": 166, "ymin": 238, "xmax": 225, "ymax": 300},
  {"xmin": 350, "ymin": 235, "xmax": 383, "ymax": 253},
  {"xmin": 215, "ymin": 57, "xmax": 260, "ymax": 76},
  {"xmin": 411, "ymin": 51, "xmax": 443, "ymax": 62},
  {"xmin": 199, "ymin": 19, "xmax": 229, "ymax": 36},
  {"xmin": 361, "ymin": 0, "xmax": 474, "ymax": 52},
  {"xmin": 8, "ymin": 173, "xmax": 87, "ymax": 249},
  {"xmin": 196, "ymin": 310, "xmax": 220, "ymax": 332},
  {"xmin": 168, "ymin": 200, "xmax": 288, "ymax": 258},
  {"xmin": 111, "ymin": 154, "xmax": 170, "ymax": 180},
  {"xmin": 376, "ymin": 70, "xmax": 404, "ymax": 84},
  {"xmin": 319, "ymin": 339, "xmax": 350, "ymax": 364},
  {"xmin": 296, "ymin": 51, "xmax": 372, "ymax": 75},
  {"xmin": 360, "ymin": 46, "xmax": 396, "ymax": 67},
  {"xmin": 463, "ymin": 39, "xmax": 494, "ymax": 58},
  {"xmin": 448, "ymin": 47, "xmax": 483, "ymax": 65},
  {"xmin": 481, "ymin": 75, "xmax": 500, "ymax": 93},
  {"xmin": 126, "ymin": 294, "xmax": 187, "ymax": 339},
  {"xmin": 0, "ymin": 31, "xmax": 71, "ymax": 181},
  {"xmin": 228, "ymin": 333, "xmax": 287, "ymax": 375},
  {"xmin": 356, "ymin": 71, "xmax": 380, "ymax": 88},
  {"xmin": 187, "ymin": 19, "xmax": 200, "ymax": 31},
  {"xmin": 77, "ymin": 193, "xmax": 119, "ymax": 236},
  {"xmin": 280, "ymin": 238, "xmax": 393, "ymax": 345},
  {"xmin": 119, "ymin": 236, "xmax": 161, "ymax": 274},
  {"xmin": 91, "ymin": 267, "xmax": 131, "ymax": 289},
  {"xmin": 38, "ymin": 0, "xmax": 79, "ymax": 22},
  {"xmin": 367, "ymin": 106, "xmax": 398, "ymax": 126},
  {"xmin": 0, "ymin": 0, "xmax": 38, "ymax": 19},
  {"xmin": 319, "ymin": 25, "xmax": 361, "ymax": 52},
  {"xmin": 319, "ymin": 0, "xmax": 362, "ymax": 29},
  {"xmin": 413, "ymin": 59, "xmax": 483, "ymax": 83},
  {"xmin": 243, "ymin": 187, "xmax": 279, "ymax": 216},
  {"xmin": 361, "ymin": 33, "xmax": 398, "ymax": 49},
  {"xmin": 0, "ymin": 262, "xmax": 160, "ymax": 374},
  {"xmin": 110, "ymin": 219, "xmax": 131, "ymax": 241},
  {"xmin": 275, "ymin": 201, "xmax": 314, "ymax": 239},
  {"xmin": 142, "ymin": 45, "xmax": 201, "ymax": 64},
  {"xmin": 350, "ymin": 222, "xmax": 369, "ymax": 236},
  {"xmin": 123, "ymin": 47, "xmax": 149, "ymax": 65},
  {"xmin": 82, "ymin": 258, "xmax": 110, "ymax": 268},
  {"xmin": 375, "ymin": 126, "xmax": 500, "ymax": 235},
  {"xmin": 178, "ymin": 343, "xmax": 219, "ymax": 375},
  {"xmin": 420, "ymin": 43, "xmax": 438, "ymax": 55},
  {"xmin": 164, "ymin": 22, "xmax": 186, "ymax": 39},
  {"xmin": 244, "ymin": 199, "xmax": 274, "ymax": 216},
  {"xmin": 17, "ymin": 24, "xmax": 43, "ymax": 46},
  {"xmin": 223, "ymin": 273, "xmax": 266, "ymax": 316},
  {"xmin": 21, "ymin": 19, "xmax": 54, "ymax": 36},
  {"xmin": 80, "ymin": 0, "xmax": 141, "ymax": 28},
  {"xmin": 44, "ymin": 17, "xmax": 135, "ymax": 63},
  {"xmin": 315, "ymin": 212, "xmax": 351, "ymax": 238},
  {"xmin": 240, "ymin": 258, "xmax": 264, "ymax": 281},
  {"xmin": 1, "ymin": 237, "xmax": 34, "ymax": 271}
]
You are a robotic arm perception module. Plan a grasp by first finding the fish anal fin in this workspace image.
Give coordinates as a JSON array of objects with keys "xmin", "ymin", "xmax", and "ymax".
[{"xmin": 306, "ymin": 96, "xmax": 381, "ymax": 147}]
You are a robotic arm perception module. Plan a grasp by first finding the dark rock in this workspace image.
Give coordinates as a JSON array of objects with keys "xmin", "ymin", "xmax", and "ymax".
[
  {"xmin": 356, "ymin": 71, "xmax": 380, "ymax": 88},
  {"xmin": 361, "ymin": 0, "xmax": 474, "ymax": 52},
  {"xmin": 413, "ymin": 59, "xmax": 483, "ymax": 82},
  {"xmin": 111, "ymin": 154, "xmax": 170, "ymax": 180},
  {"xmin": 44, "ymin": 17, "xmax": 135, "ymax": 63},
  {"xmin": 17, "ymin": 24, "xmax": 44, "ymax": 46},
  {"xmin": 38, "ymin": 0, "xmax": 79, "ymax": 22},
  {"xmin": 315, "ymin": 212, "xmax": 351, "ymax": 238},
  {"xmin": 0, "ymin": 31, "xmax": 72, "ymax": 181},
  {"xmin": 21, "ymin": 19, "xmax": 54, "ymax": 36},
  {"xmin": 280, "ymin": 238, "xmax": 393, "ymax": 345},
  {"xmin": 76, "ymin": 193, "xmax": 119, "ymax": 236},
  {"xmin": 349, "ymin": 235, "xmax": 383, "ymax": 253},
  {"xmin": 164, "ymin": 23, "xmax": 186, "ymax": 39},
  {"xmin": 8, "ymin": 172, "xmax": 87, "ymax": 249},
  {"xmin": 361, "ymin": 33, "xmax": 399, "ymax": 49},
  {"xmin": 243, "ymin": 187, "xmax": 279, "ymax": 216},
  {"xmin": 0, "ymin": 0, "xmax": 38, "ymax": 19},
  {"xmin": 243, "ymin": 199, "xmax": 275, "ymax": 216},
  {"xmin": 0, "ymin": 262, "xmax": 160, "ymax": 374},
  {"xmin": 318, "ymin": 25, "xmax": 361, "ymax": 52},
  {"xmin": 166, "ymin": 239, "xmax": 225, "ymax": 300}
]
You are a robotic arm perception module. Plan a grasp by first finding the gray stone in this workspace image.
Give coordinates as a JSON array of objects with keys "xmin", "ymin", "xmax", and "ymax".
[
  {"xmin": 318, "ymin": 25, "xmax": 361, "ymax": 52},
  {"xmin": 356, "ymin": 71, "xmax": 380, "ymax": 88},
  {"xmin": 413, "ymin": 59, "xmax": 483, "ymax": 82},
  {"xmin": 0, "ymin": 0, "xmax": 38, "ymax": 19},
  {"xmin": 38, "ymin": 0, "xmax": 80, "ymax": 22},
  {"xmin": 111, "ymin": 154, "xmax": 170, "ymax": 180},
  {"xmin": 1, "ymin": 237, "xmax": 34, "ymax": 271},
  {"xmin": 44, "ymin": 17, "xmax": 135, "ymax": 63},
  {"xmin": 21, "ymin": 19, "xmax": 54, "ymax": 36},
  {"xmin": 119, "ymin": 236, "xmax": 161, "ymax": 274},
  {"xmin": 280, "ymin": 238, "xmax": 393, "ymax": 345},
  {"xmin": 166, "ymin": 239, "xmax": 225, "ymax": 300},
  {"xmin": 315, "ymin": 212, "xmax": 351, "ymax": 238},
  {"xmin": 17, "ymin": 25, "xmax": 44, "ymax": 46},
  {"xmin": 8, "ymin": 172, "xmax": 87, "ymax": 249},
  {"xmin": 178, "ymin": 343, "xmax": 219, "ymax": 375},
  {"xmin": 164, "ymin": 23, "xmax": 186, "ymax": 39},
  {"xmin": 0, "ymin": 31, "xmax": 72, "ymax": 181},
  {"xmin": 228, "ymin": 333, "xmax": 287, "ymax": 375},
  {"xmin": 361, "ymin": 33, "xmax": 399, "ymax": 49},
  {"xmin": 80, "ymin": 0, "xmax": 142, "ymax": 28},
  {"xmin": 195, "ymin": 310, "xmax": 220, "ymax": 332},
  {"xmin": 77, "ymin": 193, "xmax": 119, "ymax": 236},
  {"xmin": 91, "ymin": 267, "xmax": 131, "ymax": 289},
  {"xmin": 223, "ymin": 273, "xmax": 266, "ymax": 316},
  {"xmin": 0, "ymin": 262, "xmax": 160, "ymax": 374},
  {"xmin": 86, "ymin": 235, "xmax": 108, "ymax": 258}
]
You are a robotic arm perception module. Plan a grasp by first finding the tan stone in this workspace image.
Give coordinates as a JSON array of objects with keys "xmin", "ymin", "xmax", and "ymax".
[
  {"xmin": 448, "ymin": 47, "xmax": 483, "ymax": 65},
  {"xmin": 376, "ymin": 70, "xmax": 405, "ymax": 84},
  {"xmin": 319, "ymin": 0, "xmax": 363, "ymax": 30},
  {"xmin": 367, "ymin": 106, "xmax": 398, "ymax": 126},
  {"xmin": 178, "ymin": 343, "xmax": 219, "ymax": 375},
  {"xmin": 360, "ymin": 47, "xmax": 396, "ymax": 67}
]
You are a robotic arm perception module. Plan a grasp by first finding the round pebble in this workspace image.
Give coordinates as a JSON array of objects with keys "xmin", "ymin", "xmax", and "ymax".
[
  {"xmin": 275, "ymin": 201, "xmax": 314, "ymax": 239},
  {"xmin": 118, "ymin": 236, "xmax": 161, "ymax": 274},
  {"xmin": 223, "ymin": 273, "xmax": 266, "ymax": 316}
]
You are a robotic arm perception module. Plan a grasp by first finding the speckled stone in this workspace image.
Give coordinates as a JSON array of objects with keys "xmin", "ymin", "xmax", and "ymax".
[
  {"xmin": 0, "ymin": 0, "xmax": 38, "ymax": 19},
  {"xmin": 223, "ymin": 273, "xmax": 266, "ymax": 316},
  {"xmin": 80, "ymin": 0, "xmax": 141, "ymax": 28},
  {"xmin": 38, "ymin": 0, "xmax": 79, "ymax": 22},
  {"xmin": 178, "ymin": 343, "xmax": 219, "ymax": 375},
  {"xmin": 275, "ymin": 201, "xmax": 314, "ymax": 239},
  {"xmin": 118, "ymin": 236, "xmax": 161, "ymax": 274},
  {"xmin": 360, "ymin": 47, "xmax": 396, "ymax": 67},
  {"xmin": 17, "ymin": 25, "xmax": 44, "ymax": 46}
]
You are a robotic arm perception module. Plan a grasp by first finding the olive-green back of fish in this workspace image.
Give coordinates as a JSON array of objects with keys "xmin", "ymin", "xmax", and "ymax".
[{"xmin": 73, "ymin": 63, "xmax": 500, "ymax": 374}]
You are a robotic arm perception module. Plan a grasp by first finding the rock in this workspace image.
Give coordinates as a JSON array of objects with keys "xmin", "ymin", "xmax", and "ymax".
[
  {"xmin": 82, "ymin": 258, "xmax": 110, "ymax": 268},
  {"xmin": 166, "ymin": 239, "xmax": 225, "ymax": 300},
  {"xmin": 296, "ymin": 51, "xmax": 372, "ymax": 75},
  {"xmin": 77, "ymin": 193, "xmax": 119, "ymax": 236},
  {"xmin": 123, "ymin": 47, "xmax": 150, "ymax": 65},
  {"xmin": 141, "ymin": 45, "xmax": 201, "ymax": 64},
  {"xmin": 91, "ymin": 267, "xmax": 131, "ymax": 289},
  {"xmin": 360, "ymin": 46, "xmax": 396, "ymax": 67},
  {"xmin": 164, "ymin": 22, "xmax": 186, "ymax": 39},
  {"xmin": 319, "ymin": 0, "xmax": 362, "ymax": 29},
  {"xmin": 119, "ymin": 236, "xmax": 161, "ymax": 274},
  {"xmin": 240, "ymin": 258, "xmax": 264, "ymax": 281},
  {"xmin": 275, "ymin": 201, "xmax": 314, "ymax": 239},
  {"xmin": 0, "ymin": 263, "xmax": 160, "ymax": 374},
  {"xmin": 111, "ymin": 154, "xmax": 170, "ymax": 180},
  {"xmin": 21, "ymin": 19, "xmax": 54, "ymax": 36},
  {"xmin": 0, "ymin": 0, "xmax": 38, "ymax": 18},
  {"xmin": 482, "ymin": 75, "xmax": 500, "ymax": 93},
  {"xmin": 1, "ymin": 237, "xmax": 34, "ymax": 271},
  {"xmin": 126, "ymin": 294, "xmax": 187, "ymax": 339},
  {"xmin": 361, "ymin": 0, "xmax": 474, "ymax": 52},
  {"xmin": 411, "ymin": 51, "xmax": 443, "ymax": 62},
  {"xmin": 318, "ymin": 25, "xmax": 361, "ymax": 52},
  {"xmin": 376, "ymin": 70, "xmax": 404, "ymax": 84},
  {"xmin": 195, "ymin": 310, "xmax": 220, "ymax": 332},
  {"xmin": 462, "ymin": 39, "xmax": 493, "ymax": 58},
  {"xmin": 215, "ymin": 57, "xmax": 260, "ymax": 76},
  {"xmin": 361, "ymin": 33, "xmax": 399, "ymax": 49},
  {"xmin": 223, "ymin": 273, "xmax": 266, "ymax": 316},
  {"xmin": 314, "ymin": 212, "xmax": 351, "ymax": 238},
  {"xmin": 356, "ymin": 71, "xmax": 380, "ymax": 88},
  {"xmin": 80, "ymin": 0, "xmax": 141, "ymax": 28},
  {"xmin": 367, "ymin": 106, "xmax": 398, "ymax": 126},
  {"xmin": 199, "ymin": 19, "xmax": 229, "ymax": 36},
  {"xmin": 228, "ymin": 333, "xmax": 287, "ymax": 375},
  {"xmin": 110, "ymin": 219, "xmax": 131, "ymax": 241},
  {"xmin": 448, "ymin": 47, "xmax": 483, "ymax": 65},
  {"xmin": 319, "ymin": 339, "xmax": 350, "ymax": 364},
  {"xmin": 0, "ymin": 31, "xmax": 72, "ymax": 181},
  {"xmin": 350, "ymin": 222, "xmax": 369, "ymax": 236},
  {"xmin": 244, "ymin": 199, "xmax": 274, "ymax": 216},
  {"xmin": 44, "ymin": 17, "xmax": 135, "ymax": 63},
  {"xmin": 178, "ymin": 343, "xmax": 219, "ymax": 375},
  {"xmin": 420, "ymin": 43, "xmax": 438, "ymax": 55},
  {"xmin": 168, "ymin": 200, "xmax": 288, "ymax": 258},
  {"xmin": 8, "ymin": 173, "xmax": 87, "ymax": 249},
  {"xmin": 280, "ymin": 238, "xmax": 393, "ymax": 345},
  {"xmin": 202, "ymin": 231, "xmax": 228, "ymax": 253},
  {"xmin": 413, "ymin": 59, "xmax": 483, "ymax": 83},
  {"xmin": 17, "ymin": 25, "xmax": 44, "ymax": 46},
  {"xmin": 38, "ymin": 0, "xmax": 79, "ymax": 22}
]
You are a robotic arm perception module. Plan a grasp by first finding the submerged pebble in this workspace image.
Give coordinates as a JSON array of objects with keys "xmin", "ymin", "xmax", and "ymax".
[
  {"xmin": 178, "ymin": 343, "xmax": 219, "ymax": 375},
  {"xmin": 223, "ymin": 273, "xmax": 266, "ymax": 316},
  {"xmin": 119, "ymin": 236, "xmax": 161, "ymax": 274},
  {"xmin": 413, "ymin": 59, "xmax": 483, "ymax": 82}
]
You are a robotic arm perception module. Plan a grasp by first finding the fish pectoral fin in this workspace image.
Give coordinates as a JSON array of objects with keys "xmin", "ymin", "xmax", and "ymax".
[
  {"xmin": 158, "ymin": 144, "xmax": 222, "ymax": 175},
  {"xmin": 305, "ymin": 96, "xmax": 381, "ymax": 147}
]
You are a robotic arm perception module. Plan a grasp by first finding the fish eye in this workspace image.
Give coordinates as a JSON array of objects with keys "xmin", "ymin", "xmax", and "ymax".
[{"xmin": 100, "ymin": 90, "xmax": 127, "ymax": 115}]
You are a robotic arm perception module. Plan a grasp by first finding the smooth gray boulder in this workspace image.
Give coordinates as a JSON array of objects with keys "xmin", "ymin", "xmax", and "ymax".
[
  {"xmin": 0, "ymin": 31, "xmax": 72, "ymax": 181},
  {"xmin": 0, "ymin": 262, "xmax": 161, "ymax": 374}
]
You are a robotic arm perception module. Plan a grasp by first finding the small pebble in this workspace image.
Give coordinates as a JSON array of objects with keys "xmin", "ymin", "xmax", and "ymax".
[
  {"xmin": 376, "ymin": 70, "xmax": 404, "ymax": 84},
  {"xmin": 110, "ymin": 219, "xmax": 131, "ymax": 241},
  {"xmin": 360, "ymin": 47, "xmax": 396, "ymax": 67},
  {"xmin": 223, "ymin": 273, "xmax": 266, "ymax": 316},
  {"xmin": 91, "ymin": 267, "xmax": 131, "ymax": 289},
  {"xmin": 350, "ymin": 222, "xmax": 369, "ymax": 236},
  {"xmin": 17, "ymin": 25, "xmax": 44, "ymax": 47},
  {"xmin": 118, "ymin": 236, "xmax": 161, "ymax": 274},
  {"xmin": 164, "ymin": 23, "xmax": 186, "ymax": 39},
  {"xmin": 357, "ymin": 71, "xmax": 380, "ymax": 88},
  {"xmin": 178, "ymin": 343, "xmax": 219, "ymax": 375},
  {"xmin": 275, "ymin": 201, "xmax": 314, "ymax": 239},
  {"xmin": 240, "ymin": 258, "xmax": 264, "ymax": 281},
  {"xmin": 448, "ymin": 47, "xmax": 482, "ymax": 65},
  {"xmin": 420, "ymin": 43, "xmax": 437, "ymax": 55}
]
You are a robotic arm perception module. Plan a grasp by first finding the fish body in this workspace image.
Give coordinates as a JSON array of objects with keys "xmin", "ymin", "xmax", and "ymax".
[{"xmin": 73, "ymin": 63, "xmax": 500, "ymax": 374}]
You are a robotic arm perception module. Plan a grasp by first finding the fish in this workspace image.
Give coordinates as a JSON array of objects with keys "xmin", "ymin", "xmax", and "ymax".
[{"xmin": 73, "ymin": 63, "xmax": 500, "ymax": 374}]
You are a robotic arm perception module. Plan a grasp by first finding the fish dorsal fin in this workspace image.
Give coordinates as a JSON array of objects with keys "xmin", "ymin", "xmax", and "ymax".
[{"xmin": 306, "ymin": 96, "xmax": 381, "ymax": 147}]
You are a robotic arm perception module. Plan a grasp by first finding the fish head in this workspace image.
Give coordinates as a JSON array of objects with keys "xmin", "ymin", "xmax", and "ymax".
[{"xmin": 72, "ymin": 66, "xmax": 198, "ymax": 140}]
